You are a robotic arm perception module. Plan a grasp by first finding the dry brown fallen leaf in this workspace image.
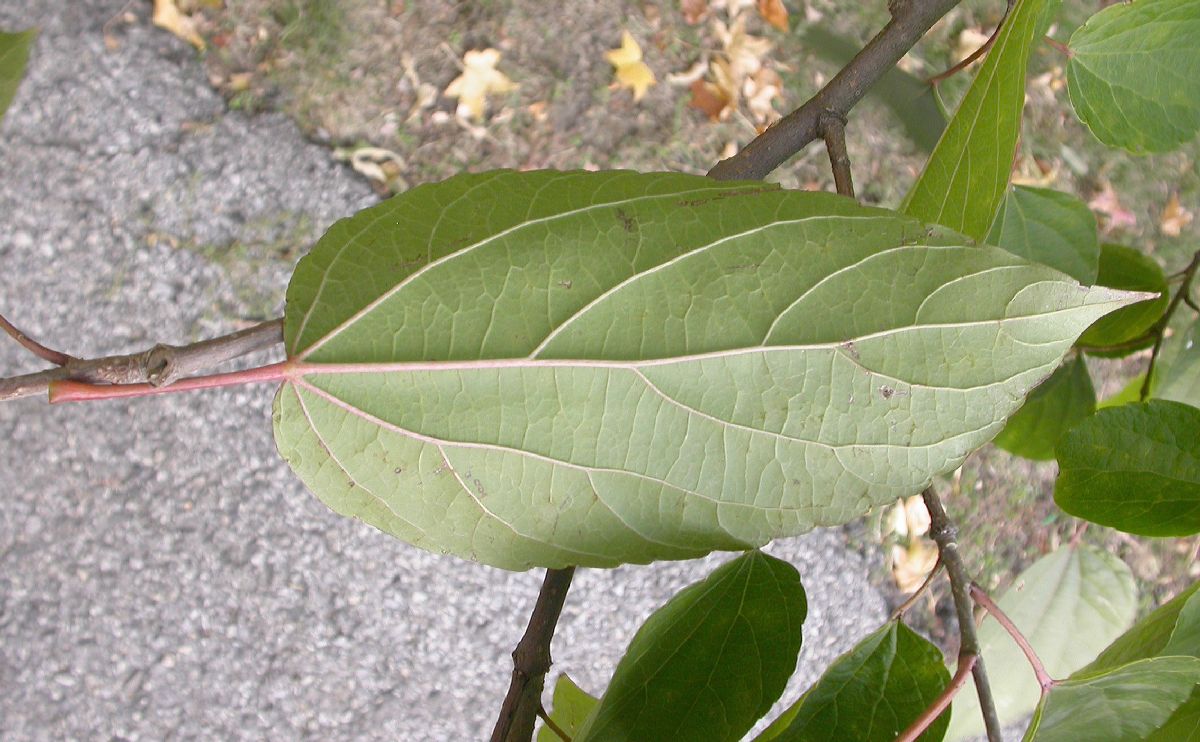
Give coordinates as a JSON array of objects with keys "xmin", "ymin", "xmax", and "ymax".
[
  {"xmin": 443, "ymin": 48, "xmax": 518, "ymax": 123},
  {"xmin": 605, "ymin": 31, "xmax": 656, "ymax": 102},
  {"xmin": 1160, "ymin": 192, "xmax": 1194, "ymax": 237},
  {"xmin": 757, "ymin": 0, "xmax": 789, "ymax": 31},
  {"xmin": 744, "ymin": 66, "xmax": 783, "ymax": 125},
  {"xmin": 681, "ymin": 0, "xmax": 710, "ymax": 24},
  {"xmin": 1089, "ymin": 180, "xmax": 1138, "ymax": 233},
  {"xmin": 689, "ymin": 78, "xmax": 730, "ymax": 121},
  {"xmin": 152, "ymin": 0, "xmax": 205, "ymax": 50}
]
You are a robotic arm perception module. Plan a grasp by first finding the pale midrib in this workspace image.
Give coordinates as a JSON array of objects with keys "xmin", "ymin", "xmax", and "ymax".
[
  {"xmin": 289, "ymin": 301, "xmax": 1108, "ymax": 381},
  {"xmin": 294, "ymin": 182, "xmax": 734, "ymax": 361}
]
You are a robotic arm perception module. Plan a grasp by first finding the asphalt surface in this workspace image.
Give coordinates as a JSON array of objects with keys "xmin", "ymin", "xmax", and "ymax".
[{"xmin": 0, "ymin": 2, "xmax": 886, "ymax": 739}]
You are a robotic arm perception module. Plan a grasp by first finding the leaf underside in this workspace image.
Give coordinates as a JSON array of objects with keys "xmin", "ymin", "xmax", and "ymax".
[{"xmin": 273, "ymin": 170, "xmax": 1140, "ymax": 570}]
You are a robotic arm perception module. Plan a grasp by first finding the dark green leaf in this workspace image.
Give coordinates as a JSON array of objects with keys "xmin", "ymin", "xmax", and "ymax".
[
  {"xmin": 0, "ymin": 29, "xmax": 35, "ymax": 124},
  {"xmin": 1078, "ymin": 244, "xmax": 1168, "ymax": 354},
  {"xmin": 1081, "ymin": 582, "xmax": 1200, "ymax": 674},
  {"xmin": 1024, "ymin": 657, "xmax": 1200, "ymax": 741},
  {"xmin": 903, "ymin": 0, "xmax": 1048, "ymax": 240},
  {"xmin": 1055, "ymin": 400, "xmax": 1200, "ymax": 536},
  {"xmin": 1147, "ymin": 689, "xmax": 1200, "ymax": 742},
  {"xmin": 986, "ymin": 185, "xmax": 1100, "ymax": 284},
  {"xmin": 1066, "ymin": 0, "xmax": 1200, "ymax": 153},
  {"xmin": 762, "ymin": 621, "xmax": 950, "ymax": 742},
  {"xmin": 274, "ymin": 170, "xmax": 1143, "ymax": 569},
  {"xmin": 538, "ymin": 674, "xmax": 597, "ymax": 742},
  {"xmin": 574, "ymin": 550, "xmax": 805, "ymax": 742},
  {"xmin": 946, "ymin": 545, "xmax": 1135, "ymax": 741},
  {"xmin": 798, "ymin": 26, "xmax": 944, "ymax": 152},
  {"xmin": 993, "ymin": 356, "xmax": 1095, "ymax": 461}
]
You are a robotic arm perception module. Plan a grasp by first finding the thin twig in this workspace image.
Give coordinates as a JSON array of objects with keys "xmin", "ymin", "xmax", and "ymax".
[
  {"xmin": 1043, "ymin": 35, "xmax": 1072, "ymax": 58},
  {"xmin": 970, "ymin": 583, "xmax": 1054, "ymax": 692},
  {"xmin": 819, "ymin": 111, "xmax": 855, "ymax": 199},
  {"xmin": 926, "ymin": 9, "xmax": 1008, "ymax": 86},
  {"xmin": 708, "ymin": 0, "xmax": 965, "ymax": 181},
  {"xmin": 0, "ymin": 319, "xmax": 284, "ymax": 403},
  {"xmin": 0, "ymin": 312, "xmax": 74, "ymax": 366},
  {"xmin": 536, "ymin": 704, "xmax": 572, "ymax": 742},
  {"xmin": 922, "ymin": 486, "xmax": 1003, "ymax": 742},
  {"xmin": 890, "ymin": 556, "xmax": 943, "ymax": 620},
  {"xmin": 1141, "ymin": 249, "xmax": 1200, "ymax": 400},
  {"xmin": 491, "ymin": 567, "xmax": 577, "ymax": 742},
  {"xmin": 895, "ymin": 652, "xmax": 978, "ymax": 742}
]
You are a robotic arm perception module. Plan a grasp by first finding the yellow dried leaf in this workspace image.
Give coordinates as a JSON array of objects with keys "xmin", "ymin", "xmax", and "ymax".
[
  {"xmin": 444, "ymin": 48, "xmax": 517, "ymax": 122},
  {"xmin": 892, "ymin": 539, "xmax": 938, "ymax": 593},
  {"xmin": 152, "ymin": 0, "xmax": 205, "ymax": 50},
  {"xmin": 1161, "ymin": 192, "xmax": 1194, "ymax": 237},
  {"xmin": 605, "ymin": 31, "xmax": 656, "ymax": 102},
  {"xmin": 757, "ymin": 0, "xmax": 789, "ymax": 31},
  {"xmin": 714, "ymin": 15, "xmax": 771, "ymax": 87}
]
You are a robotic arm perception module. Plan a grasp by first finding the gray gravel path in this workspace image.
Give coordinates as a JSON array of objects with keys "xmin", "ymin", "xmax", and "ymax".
[{"xmin": 0, "ymin": 2, "xmax": 886, "ymax": 739}]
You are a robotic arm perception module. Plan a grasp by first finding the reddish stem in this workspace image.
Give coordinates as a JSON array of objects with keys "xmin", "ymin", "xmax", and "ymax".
[
  {"xmin": 970, "ymin": 583, "xmax": 1054, "ymax": 691},
  {"xmin": 48, "ymin": 361, "xmax": 293, "ymax": 403},
  {"xmin": 895, "ymin": 653, "xmax": 978, "ymax": 742},
  {"xmin": 0, "ymin": 312, "xmax": 74, "ymax": 366}
]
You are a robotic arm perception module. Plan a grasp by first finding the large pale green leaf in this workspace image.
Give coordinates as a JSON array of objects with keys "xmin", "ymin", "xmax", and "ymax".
[
  {"xmin": 274, "ymin": 169, "xmax": 1142, "ymax": 570},
  {"xmin": 573, "ymin": 550, "xmax": 806, "ymax": 742},
  {"xmin": 903, "ymin": 0, "xmax": 1047, "ymax": 240},
  {"xmin": 1023, "ymin": 657, "xmax": 1200, "ymax": 741},
  {"xmin": 1066, "ymin": 0, "xmax": 1200, "ymax": 154},
  {"xmin": 1055, "ymin": 400, "xmax": 1200, "ymax": 537},
  {"xmin": 760, "ymin": 621, "xmax": 950, "ymax": 742},
  {"xmin": 1078, "ymin": 244, "xmax": 1168, "ymax": 354},
  {"xmin": 987, "ymin": 186, "xmax": 1100, "ymax": 284},
  {"xmin": 993, "ymin": 356, "xmax": 1095, "ymax": 461},
  {"xmin": 0, "ymin": 29, "xmax": 35, "ymax": 124},
  {"xmin": 537, "ymin": 674, "xmax": 597, "ymax": 742},
  {"xmin": 946, "ymin": 545, "xmax": 1136, "ymax": 741}
]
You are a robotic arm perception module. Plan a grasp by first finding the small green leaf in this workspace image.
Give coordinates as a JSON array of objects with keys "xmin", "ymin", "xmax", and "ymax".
[
  {"xmin": 946, "ymin": 545, "xmax": 1136, "ymax": 741},
  {"xmin": 1023, "ymin": 657, "xmax": 1200, "ymax": 741},
  {"xmin": 275, "ymin": 170, "xmax": 1145, "ymax": 569},
  {"xmin": 1055, "ymin": 400, "xmax": 1200, "ymax": 537},
  {"xmin": 993, "ymin": 356, "xmax": 1096, "ymax": 461},
  {"xmin": 1081, "ymin": 582, "xmax": 1200, "ymax": 674},
  {"xmin": 574, "ymin": 550, "xmax": 806, "ymax": 742},
  {"xmin": 762, "ymin": 621, "xmax": 950, "ymax": 742},
  {"xmin": 1067, "ymin": 0, "xmax": 1200, "ymax": 153},
  {"xmin": 1097, "ymin": 372, "xmax": 1154, "ymax": 410},
  {"xmin": 0, "ymin": 29, "xmax": 36, "ymax": 124},
  {"xmin": 538, "ymin": 674, "xmax": 598, "ymax": 742},
  {"xmin": 1078, "ymin": 244, "xmax": 1168, "ymax": 354},
  {"xmin": 1164, "ymin": 588, "xmax": 1200, "ymax": 658},
  {"xmin": 987, "ymin": 185, "xmax": 1100, "ymax": 284},
  {"xmin": 1157, "ymin": 320, "xmax": 1200, "ymax": 409},
  {"xmin": 903, "ymin": 0, "xmax": 1047, "ymax": 240}
]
